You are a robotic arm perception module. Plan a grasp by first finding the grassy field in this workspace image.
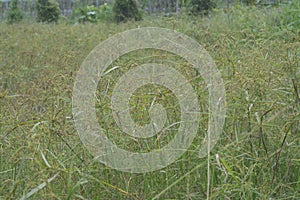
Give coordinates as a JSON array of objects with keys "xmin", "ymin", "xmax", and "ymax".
[{"xmin": 1, "ymin": 5, "xmax": 300, "ymax": 200}]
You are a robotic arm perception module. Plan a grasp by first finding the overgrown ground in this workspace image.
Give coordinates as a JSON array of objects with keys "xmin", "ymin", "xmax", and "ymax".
[{"xmin": 1, "ymin": 5, "xmax": 300, "ymax": 200}]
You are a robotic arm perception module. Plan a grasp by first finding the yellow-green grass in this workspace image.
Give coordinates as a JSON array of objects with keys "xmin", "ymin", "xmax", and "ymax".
[{"xmin": 1, "ymin": 5, "xmax": 299, "ymax": 199}]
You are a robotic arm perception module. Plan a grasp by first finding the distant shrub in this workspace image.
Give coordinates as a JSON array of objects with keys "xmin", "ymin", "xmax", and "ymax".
[
  {"xmin": 99, "ymin": 3, "xmax": 113, "ymax": 21},
  {"xmin": 36, "ymin": 0, "xmax": 60, "ymax": 23},
  {"xmin": 188, "ymin": 0, "xmax": 216, "ymax": 16},
  {"xmin": 73, "ymin": 3, "xmax": 113, "ymax": 23},
  {"xmin": 242, "ymin": 0, "xmax": 257, "ymax": 5},
  {"xmin": 6, "ymin": 0, "xmax": 23, "ymax": 24},
  {"xmin": 74, "ymin": 5, "xmax": 98, "ymax": 23},
  {"xmin": 113, "ymin": 0, "xmax": 142, "ymax": 23}
]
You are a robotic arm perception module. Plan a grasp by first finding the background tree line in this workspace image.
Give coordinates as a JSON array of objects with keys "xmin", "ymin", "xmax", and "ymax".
[{"xmin": 1, "ymin": 0, "xmax": 295, "ymax": 24}]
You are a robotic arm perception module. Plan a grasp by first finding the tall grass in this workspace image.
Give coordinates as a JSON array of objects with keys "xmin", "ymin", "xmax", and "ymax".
[{"xmin": 1, "ymin": 5, "xmax": 299, "ymax": 199}]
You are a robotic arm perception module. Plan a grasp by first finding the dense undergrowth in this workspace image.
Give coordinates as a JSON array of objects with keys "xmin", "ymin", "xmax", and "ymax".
[{"xmin": 0, "ymin": 5, "xmax": 299, "ymax": 200}]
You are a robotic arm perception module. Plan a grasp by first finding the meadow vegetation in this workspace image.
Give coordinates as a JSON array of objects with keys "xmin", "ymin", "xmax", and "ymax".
[{"xmin": 0, "ymin": 2, "xmax": 300, "ymax": 200}]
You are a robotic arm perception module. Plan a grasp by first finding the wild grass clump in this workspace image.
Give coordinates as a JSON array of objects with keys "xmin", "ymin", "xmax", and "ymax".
[
  {"xmin": 0, "ymin": 4, "xmax": 299, "ymax": 199},
  {"xmin": 278, "ymin": 0, "xmax": 300, "ymax": 33}
]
